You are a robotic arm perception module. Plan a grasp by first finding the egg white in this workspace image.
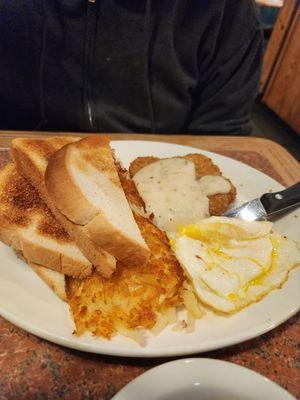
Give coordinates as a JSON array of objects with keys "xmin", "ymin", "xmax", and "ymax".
[{"xmin": 171, "ymin": 217, "xmax": 300, "ymax": 314}]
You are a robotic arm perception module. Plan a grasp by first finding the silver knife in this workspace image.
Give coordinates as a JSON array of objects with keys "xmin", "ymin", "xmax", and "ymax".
[{"xmin": 223, "ymin": 181, "xmax": 300, "ymax": 221}]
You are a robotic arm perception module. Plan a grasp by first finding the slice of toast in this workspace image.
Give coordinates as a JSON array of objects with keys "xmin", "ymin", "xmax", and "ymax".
[
  {"xmin": 30, "ymin": 261, "xmax": 66, "ymax": 301},
  {"xmin": 15, "ymin": 250, "xmax": 66, "ymax": 301},
  {"xmin": 0, "ymin": 163, "xmax": 92, "ymax": 278},
  {"xmin": 66, "ymin": 165, "xmax": 184, "ymax": 339},
  {"xmin": 45, "ymin": 136, "xmax": 150, "ymax": 266},
  {"xmin": 11, "ymin": 136, "xmax": 116, "ymax": 277}
]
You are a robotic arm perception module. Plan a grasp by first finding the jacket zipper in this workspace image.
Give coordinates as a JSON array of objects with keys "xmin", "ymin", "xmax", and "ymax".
[{"xmin": 84, "ymin": 0, "xmax": 97, "ymax": 131}]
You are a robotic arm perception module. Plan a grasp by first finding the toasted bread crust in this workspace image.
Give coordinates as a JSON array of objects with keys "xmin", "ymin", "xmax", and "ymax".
[
  {"xmin": 12, "ymin": 138, "xmax": 116, "ymax": 277},
  {"xmin": 15, "ymin": 251, "xmax": 67, "ymax": 301},
  {"xmin": 30, "ymin": 261, "xmax": 67, "ymax": 301},
  {"xmin": 129, "ymin": 154, "xmax": 236, "ymax": 216},
  {"xmin": 116, "ymin": 162, "xmax": 146, "ymax": 212},
  {"xmin": 45, "ymin": 141, "xmax": 97, "ymax": 225},
  {"xmin": 66, "ymin": 182, "xmax": 185, "ymax": 339},
  {"xmin": 75, "ymin": 136, "xmax": 120, "ymax": 187},
  {"xmin": 0, "ymin": 163, "xmax": 71, "ymax": 243},
  {"xmin": 0, "ymin": 164, "xmax": 92, "ymax": 278},
  {"xmin": 21, "ymin": 234, "xmax": 91, "ymax": 278},
  {"xmin": 0, "ymin": 222, "xmax": 21, "ymax": 250},
  {"xmin": 84, "ymin": 212, "xmax": 151, "ymax": 266},
  {"xmin": 45, "ymin": 136, "xmax": 122, "ymax": 226},
  {"xmin": 15, "ymin": 250, "xmax": 67, "ymax": 301},
  {"xmin": 44, "ymin": 136, "xmax": 150, "ymax": 266}
]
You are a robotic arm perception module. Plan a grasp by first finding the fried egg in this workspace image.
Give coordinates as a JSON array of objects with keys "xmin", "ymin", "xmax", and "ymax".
[{"xmin": 171, "ymin": 217, "xmax": 300, "ymax": 313}]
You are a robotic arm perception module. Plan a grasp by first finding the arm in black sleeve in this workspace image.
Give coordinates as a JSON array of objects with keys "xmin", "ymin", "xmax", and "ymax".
[{"xmin": 188, "ymin": 0, "xmax": 264, "ymax": 135}]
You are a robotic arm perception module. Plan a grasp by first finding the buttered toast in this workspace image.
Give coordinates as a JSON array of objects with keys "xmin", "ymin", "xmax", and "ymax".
[
  {"xmin": 11, "ymin": 136, "xmax": 117, "ymax": 277},
  {"xmin": 0, "ymin": 163, "xmax": 92, "ymax": 278},
  {"xmin": 67, "ymin": 165, "xmax": 184, "ymax": 339},
  {"xmin": 45, "ymin": 136, "xmax": 150, "ymax": 266},
  {"xmin": 15, "ymin": 250, "xmax": 66, "ymax": 301}
]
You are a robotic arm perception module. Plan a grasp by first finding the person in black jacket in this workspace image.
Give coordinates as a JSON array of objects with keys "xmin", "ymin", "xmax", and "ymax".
[{"xmin": 0, "ymin": 0, "xmax": 263, "ymax": 134}]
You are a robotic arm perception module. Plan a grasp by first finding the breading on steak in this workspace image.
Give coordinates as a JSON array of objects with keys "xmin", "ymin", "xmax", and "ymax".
[{"xmin": 129, "ymin": 154, "xmax": 236, "ymax": 216}]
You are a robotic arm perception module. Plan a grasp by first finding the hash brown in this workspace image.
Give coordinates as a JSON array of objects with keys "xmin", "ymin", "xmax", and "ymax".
[
  {"xmin": 66, "ymin": 213, "xmax": 184, "ymax": 339},
  {"xmin": 66, "ymin": 168, "xmax": 185, "ymax": 339}
]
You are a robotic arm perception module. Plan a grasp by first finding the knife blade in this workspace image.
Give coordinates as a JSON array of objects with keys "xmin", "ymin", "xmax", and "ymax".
[{"xmin": 223, "ymin": 181, "xmax": 300, "ymax": 221}]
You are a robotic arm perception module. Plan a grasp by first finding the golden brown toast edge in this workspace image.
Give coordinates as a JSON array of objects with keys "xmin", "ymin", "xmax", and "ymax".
[{"xmin": 11, "ymin": 136, "xmax": 117, "ymax": 278}]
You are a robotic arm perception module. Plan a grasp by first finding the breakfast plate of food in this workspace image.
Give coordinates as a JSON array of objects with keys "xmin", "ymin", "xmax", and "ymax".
[{"xmin": 0, "ymin": 137, "xmax": 299, "ymax": 357}]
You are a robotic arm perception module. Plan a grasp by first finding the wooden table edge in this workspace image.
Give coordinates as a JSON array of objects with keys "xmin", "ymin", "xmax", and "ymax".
[{"xmin": 0, "ymin": 132, "xmax": 299, "ymax": 185}]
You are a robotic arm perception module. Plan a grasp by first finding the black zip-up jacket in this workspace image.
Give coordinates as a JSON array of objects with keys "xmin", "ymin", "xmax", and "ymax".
[{"xmin": 0, "ymin": 0, "xmax": 263, "ymax": 134}]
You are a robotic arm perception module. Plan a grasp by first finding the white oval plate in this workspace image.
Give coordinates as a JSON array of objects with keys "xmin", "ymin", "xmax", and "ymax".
[
  {"xmin": 0, "ymin": 141, "xmax": 299, "ymax": 357},
  {"xmin": 112, "ymin": 358, "xmax": 296, "ymax": 400}
]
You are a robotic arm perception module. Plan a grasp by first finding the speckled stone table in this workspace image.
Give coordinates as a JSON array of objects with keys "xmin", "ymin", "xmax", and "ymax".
[{"xmin": 0, "ymin": 133, "xmax": 299, "ymax": 400}]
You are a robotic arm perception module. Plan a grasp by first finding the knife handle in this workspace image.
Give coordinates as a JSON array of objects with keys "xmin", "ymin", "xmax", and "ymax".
[{"xmin": 260, "ymin": 181, "xmax": 300, "ymax": 216}]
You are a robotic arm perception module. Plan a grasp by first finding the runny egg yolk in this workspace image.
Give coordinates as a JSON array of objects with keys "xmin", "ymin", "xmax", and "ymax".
[
  {"xmin": 177, "ymin": 222, "xmax": 250, "ymax": 247},
  {"xmin": 184, "ymin": 223, "xmax": 277, "ymax": 289}
]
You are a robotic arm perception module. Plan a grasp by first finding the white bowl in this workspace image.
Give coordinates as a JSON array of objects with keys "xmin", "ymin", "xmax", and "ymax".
[{"xmin": 112, "ymin": 358, "xmax": 295, "ymax": 400}]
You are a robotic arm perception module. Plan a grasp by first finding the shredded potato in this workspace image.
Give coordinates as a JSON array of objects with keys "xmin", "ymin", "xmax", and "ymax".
[
  {"xmin": 151, "ymin": 313, "xmax": 170, "ymax": 336},
  {"xmin": 181, "ymin": 286, "xmax": 205, "ymax": 319},
  {"xmin": 115, "ymin": 325, "xmax": 146, "ymax": 347},
  {"xmin": 66, "ymin": 165, "xmax": 205, "ymax": 345},
  {"xmin": 66, "ymin": 214, "xmax": 185, "ymax": 341}
]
